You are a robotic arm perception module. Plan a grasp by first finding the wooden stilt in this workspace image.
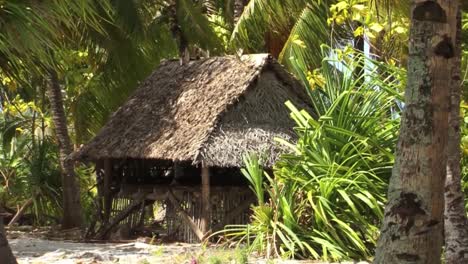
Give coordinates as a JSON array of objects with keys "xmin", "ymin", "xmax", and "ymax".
[
  {"xmin": 95, "ymin": 160, "xmax": 104, "ymax": 196},
  {"xmin": 200, "ymin": 164, "xmax": 210, "ymax": 237},
  {"xmin": 138, "ymin": 200, "xmax": 146, "ymax": 227},
  {"xmin": 103, "ymin": 158, "xmax": 112, "ymax": 224}
]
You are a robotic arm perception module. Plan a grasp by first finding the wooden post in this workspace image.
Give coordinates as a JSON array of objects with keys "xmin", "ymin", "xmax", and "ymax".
[
  {"xmin": 200, "ymin": 163, "xmax": 210, "ymax": 237},
  {"xmin": 103, "ymin": 158, "xmax": 112, "ymax": 224},
  {"xmin": 95, "ymin": 160, "xmax": 104, "ymax": 194}
]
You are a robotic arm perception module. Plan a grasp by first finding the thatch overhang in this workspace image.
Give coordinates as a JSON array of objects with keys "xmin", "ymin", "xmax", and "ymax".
[{"xmin": 71, "ymin": 54, "xmax": 311, "ymax": 167}]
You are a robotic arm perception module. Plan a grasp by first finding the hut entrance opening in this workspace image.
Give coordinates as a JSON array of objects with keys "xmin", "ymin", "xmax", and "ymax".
[{"xmin": 89, "ymin": 158, "xmax": 254, "ymax": 243}]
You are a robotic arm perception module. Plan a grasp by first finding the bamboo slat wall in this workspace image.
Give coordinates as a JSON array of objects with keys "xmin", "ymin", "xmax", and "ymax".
[
  {"xmin": 166, "ymin": 187, "xmax": 254, "ymax": 243},
  {"xmin": 106, "ymin": 186, "xmax": 254, "ymax": 242},
  {"xmin": 111, "ymin": 197, "xmax": 143, "ymax": 229}
]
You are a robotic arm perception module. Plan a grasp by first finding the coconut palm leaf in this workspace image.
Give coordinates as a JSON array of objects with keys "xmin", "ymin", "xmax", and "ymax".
[
  {"xmin": 177, "ymin": 0, "xmax": 224, "ymax": 52},
  {"xmin": 278, "ymin": 2, "xmax": 335, "ymax": 74}
]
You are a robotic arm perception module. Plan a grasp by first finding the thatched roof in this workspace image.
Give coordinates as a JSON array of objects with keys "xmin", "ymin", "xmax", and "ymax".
[{"xmin": 72, "ymin": 54, "xmax": 311, "ymax": 167}]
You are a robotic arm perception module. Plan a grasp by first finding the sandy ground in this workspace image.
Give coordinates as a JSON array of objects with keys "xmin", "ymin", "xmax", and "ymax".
[
  {"xmin": 8, "ymin": 227, "xmax": 370, "ymax": 264},
  {"xmin": 8, "ymin": 227, "xmax": 205, "ymax": 264},
  {"xmin": 10, "ymin": 237, "xmax": 202, "ymax": 264},
  {"xmin": 10, "ymin": 237, "xmax": 370, "ymax": 264}
]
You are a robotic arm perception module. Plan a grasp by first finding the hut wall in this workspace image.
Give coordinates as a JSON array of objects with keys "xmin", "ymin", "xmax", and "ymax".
[
  {"xmin": 100, "ymin": 161, "xmax": 254, "ymax": 243},
  {"xmin": 110, "ymin": 197, "xmax": 148, "ymax": 229},
  {"xmin": 166, "ymin": 187, "xmax": 254, "ymax": 243},
  {"xmin": 106, "ymin": 186, "xmax": 254, "ymax": 242}
]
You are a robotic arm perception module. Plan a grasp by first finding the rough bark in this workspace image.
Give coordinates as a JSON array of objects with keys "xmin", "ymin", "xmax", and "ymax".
[
  {"xmin": 374, "ymin": 1, "xmax": 457, "ymax": 263},
  {"xmin": 444, "ymin": 8, "xmax": 468, "ymax": 264},
  {"xmin": 0, "ymin": 207, "xmax": 17, "ymax": 264},
  {"xmin": 48, "ymin": 70, "xmax": 82, "ymax": 229},
  {"xmin": 168, "ymin": 0, "xmax": 188, "ymax": 61},
  {"xmin": 200, "ymin": 165, "xmax": 211, "ymax": 237},
  {"xmin": 233, "ymin": 0, "xmax": 248, "ymax": 23}
]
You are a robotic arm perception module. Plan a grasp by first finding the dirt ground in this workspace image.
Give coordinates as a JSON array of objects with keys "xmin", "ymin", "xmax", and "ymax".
[{"xmin": 7, "ymin": 226, "xmax": 370, "ymax": 264}]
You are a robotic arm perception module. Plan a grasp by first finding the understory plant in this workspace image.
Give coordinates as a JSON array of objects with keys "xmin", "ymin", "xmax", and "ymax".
[
  {"xmin": 220, "ymin": 48, "xmax": 404, "ymax": 261},
  {"xmin": 0, "ymin": 96, "xmax": 55, "ymax": 220},
  {"xmin": 0, "ymin": 94, "xmax": 96, "ymax": 225}
]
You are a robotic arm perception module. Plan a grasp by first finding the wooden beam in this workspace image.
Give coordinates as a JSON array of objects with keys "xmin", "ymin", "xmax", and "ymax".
[
  {"xmin": 8, "ymin": 198, "xmax": 33, "ymax": 226},
  {"xmin": 103, "ymin": 158, "xmax": 112, "ymax": 224},
  {"xmin": 95, "ymin": 193, "xmax": 144, "ymax": 240},
  {"xmin": 120, "ymin": 184, "xmax": 250, "ymax": 195},
  {"xmin": 200, "ymin": 164, "xmax": 210, "ymax": 236},
  {"xmin": 167, "ymin": 190, "xmax": 204, "ymax": 241}
]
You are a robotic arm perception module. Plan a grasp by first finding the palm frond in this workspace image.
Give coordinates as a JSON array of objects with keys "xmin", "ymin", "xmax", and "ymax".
[
  {"xmin": 178, "ymin": 0, "xmax": 224, "ymax": 52},
  {"xmin": 278, "ymin": 2, "xmax": 332, "ymax": 73}
]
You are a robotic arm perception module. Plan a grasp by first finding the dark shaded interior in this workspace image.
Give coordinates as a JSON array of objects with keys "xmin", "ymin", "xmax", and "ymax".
[{"xmin": 106, "ymin": 158, "xmax": 251, "ymax": 188}]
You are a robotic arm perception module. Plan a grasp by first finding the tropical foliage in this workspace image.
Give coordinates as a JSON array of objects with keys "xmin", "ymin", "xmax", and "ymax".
[
  {"xmin": 0, "ymin": 0, "xmax": 467, "ymax": 262},
  {"xmin": 230, "ymin": 0, "xmax": 411, "ymax": 75},
  {"xmin": 219, "ymin": 48, "xmax": 404, "ymax": 261}
]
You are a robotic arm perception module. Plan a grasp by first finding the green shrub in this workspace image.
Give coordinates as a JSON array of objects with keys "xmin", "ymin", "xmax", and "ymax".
[{"xmin": 221, "ymin": 48, "xmax": 404, "ymax": 261}]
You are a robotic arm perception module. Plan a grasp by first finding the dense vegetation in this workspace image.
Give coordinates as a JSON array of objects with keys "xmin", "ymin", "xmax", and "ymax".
[{"xmin": 0, "ymin": 0, "xmax": 467, "ymax": 262}]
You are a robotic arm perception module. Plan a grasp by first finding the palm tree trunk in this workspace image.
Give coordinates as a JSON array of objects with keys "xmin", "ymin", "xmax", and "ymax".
[
  {"xmin": 48, "ymin": 70, "xmax": 82, "ymax": 229},
  {"xmin": 0, "ymin": 207, "xmax": 17, "ymax": 264},
  {"xmin": 444, "ymin": 8, "xmax": 468, "ymax": 264},
  {"xmin": 233, "ymin": 0, "xmax": 248, "ymax": 23},
  {"xmin": 374, "ymin": 1, "xmax": 457, "ymax": 263}
]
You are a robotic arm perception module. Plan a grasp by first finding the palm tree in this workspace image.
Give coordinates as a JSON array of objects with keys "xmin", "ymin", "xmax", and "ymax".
[
  {"xmin": 233, "ymin": 0, "xmax": 249, "ymax": 22},
  {"xmin": 444, "ymin": 8, "xmax": 468, "ymax": 264},
  {"xmin": 374, "ymin": 1, "xmax": 458, "ymax": 263},
  {"xmin": 48, "ymin": 70, "xmax": 82, "ymax": 228},
  {"xmin": 0, "ymin": 0, "xmax": 111, "ymax": 228},
  {"xmin": 230, "ymin": 0, "xmax": 332, "ymax": 65}
]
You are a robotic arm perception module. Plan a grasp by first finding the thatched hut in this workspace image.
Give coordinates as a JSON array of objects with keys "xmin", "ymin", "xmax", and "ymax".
[{"xmin": 72, "ymin": 54, "xmax": 311, "ymax": 242}]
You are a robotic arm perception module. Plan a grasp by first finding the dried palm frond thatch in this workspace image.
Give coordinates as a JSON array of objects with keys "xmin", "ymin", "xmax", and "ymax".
[{"xmin": 72, "ymin": 54, "xmax": 311, "ymax": 167}]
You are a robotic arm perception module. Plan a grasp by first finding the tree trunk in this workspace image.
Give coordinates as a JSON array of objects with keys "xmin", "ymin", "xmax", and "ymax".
[
  {"xmin": 444, "ymin": 8, "xmax": 468, "ymax": 264},
  {"xmin": 233, "ymin": 0, "xmax": 248, "ymax": 23},
  {"xmin": 48, "ymin": 70, "xmax": 82, "ymax": 229},
  {"xmin": 200, "ymin": 165, "xmax": 211, "ymax": 238},
  {"xmin": 462, "ymin": 1, "xmax": 468, "ymax": 12},
  {"xmin": 0, "ymin": 207, "xmax": 17, "ymax": 264},
  {"xmin": 374, "ymin": 1, "xmax": 457, "ymax": 263}
]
